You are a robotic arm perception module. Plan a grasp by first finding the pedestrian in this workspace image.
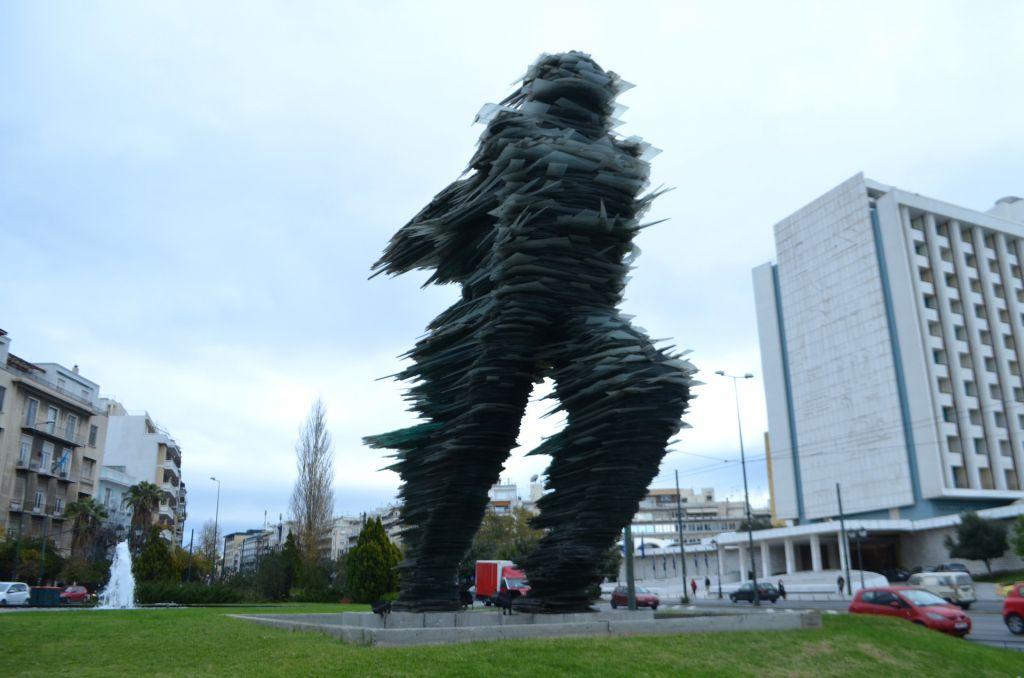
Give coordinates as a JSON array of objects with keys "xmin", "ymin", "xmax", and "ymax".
[
  {"xmin": 836, "ymin": 575, "xmax": 845, "ymax": 597},
  {"xmin": 777, "ymin": 579, "xmax": 787, "ymax": 600},
  {"xmin": 690, "ymin": 578, "xmax": 697, "ymax": 599},
  {"xmin": 704, "ymin": 576, "xmax": 711, "ymax": 592}
]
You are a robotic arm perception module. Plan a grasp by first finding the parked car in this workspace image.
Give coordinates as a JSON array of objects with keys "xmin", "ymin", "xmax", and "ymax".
[
  {"xmin": 935, "ymin": 563, "xmax": 971, "ymax": 575},
  {"xmin": 0, "ymin": 582, "xmax": 31, "ymax": 606},
  {"xmin": 730, "ymin": 581, "xmax": 780, "ymax": 604},
  {"xmin": 907, "ymin": 572, "xmax": 976, "ymax": 609},
  {"xmin": 610, "ymin": 586, "xmax": 660, "ymax": 609},
  {"xmin": 880, "ymin": 567, "xmax": 911, "ymax": 583},
  {"xmin": 60, "ymin": 585, "xmax": 93, "ymax": 605},
  {"xmin": 1003, "ymin": 582, "xmax": 1024, "ymax": 635},
  {"xmin": 849, "ymin": 586, "xmax": 971, "ymax": 636}
]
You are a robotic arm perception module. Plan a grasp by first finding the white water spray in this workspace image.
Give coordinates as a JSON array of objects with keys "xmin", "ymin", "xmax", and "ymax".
[{"xmin": 98, "ymin": 541, "xmax": 136, "ymax": 609}]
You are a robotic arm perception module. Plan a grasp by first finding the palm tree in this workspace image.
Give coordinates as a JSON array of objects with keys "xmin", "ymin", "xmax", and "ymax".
[
  {"xmin": 64, "ymin": 497, "xmax": 109, "ymax": 555},
  {"xmin": 125, "ymin": 481, "xmax": 163, "ymax": 549}
]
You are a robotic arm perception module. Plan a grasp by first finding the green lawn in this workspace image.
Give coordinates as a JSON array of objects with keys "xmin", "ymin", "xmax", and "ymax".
[
  {"xmin": 0, "ymin": 603, "xmax": 1018, "ymax": 676},
  {"xmin": 974, "ymin": 569, "xmax": 1024, "ymax": 585}
]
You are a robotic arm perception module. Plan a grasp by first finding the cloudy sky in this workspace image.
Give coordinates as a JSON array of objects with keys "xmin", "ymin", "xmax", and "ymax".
[{"xmin": 2, "ymin": 1, "xmax": 1022, "ymax": 538}]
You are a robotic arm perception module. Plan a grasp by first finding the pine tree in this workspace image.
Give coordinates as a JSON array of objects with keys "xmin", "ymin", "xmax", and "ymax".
[
  {"xmin": 345, "ymin": 518, "xmax": 401, "ymax": 603},
  {"xmin": 133, "ymin": 528, "xmax": 176, "ymax": 582}
]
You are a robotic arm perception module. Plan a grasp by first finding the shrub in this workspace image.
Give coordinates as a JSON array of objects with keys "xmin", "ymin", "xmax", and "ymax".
[
  {"xmin": 134, "ymin": 581, "xmax": 250, "ymax": 605},
  {"xmin": 346, "ymin": 518, "xmax": 401, "ymax": 603}
]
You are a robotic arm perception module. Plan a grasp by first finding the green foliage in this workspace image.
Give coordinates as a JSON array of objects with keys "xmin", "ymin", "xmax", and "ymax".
[
  {"xmin": 346, "ymin": 518, "xmax": 401, "ymax": 603},
  {"xmin": 290, "ymin": 585, "xmax": 345, "ymax": 603},
  {"xmin": 133, "ymin": 528, "xmax": 176, "ymax": 582},
  {"xmin": 459, "ymin": 507, "xmax": 544, "ymax": 580},
  {"xmin": 944, "ymin": 511, "xmax": 1008, "ymax": 573},
  {"xmin": 0, "ymin": 537, "xmax": 66, "ymax": 583},
  {"xmin": 62, "ymin": 554, "xmax": 111, "ymax": 587},
  {"xmin": 256, "ymin": 552, "xmax": 293, "ymax": 601},
  {"xmin": 134, "ymin": 581, "xmax": 249, "ymax": 605},
  {"xmin": 738, "ymin": 515, "xmax": 773, "ymax": 532},
  {"xmin": 597, "ymin": 544, "xmax": 622, "ymax": 582},
  {"xmin": 125, "ymin": 482, "xmax": 163, "ymax": 550},
  {"xmin": 1013, "ymin": 516, "xmax": 1024, "ymax": 559},
  {"xmin": 64, "ymin": 497, "xmax": 109, "ymax": 555}
]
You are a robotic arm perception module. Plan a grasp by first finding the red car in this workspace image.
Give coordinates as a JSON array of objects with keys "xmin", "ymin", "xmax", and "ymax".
[
  {"xmin": 1003, "ymin": 582, "xmax": 1024, "ymax": 635},
  {"xmin": 610, "ymin": 585, "xmax": 659, "ymax": 610},
  {"xmin": 60, "ymin": 585, "xmax": 92, "ymax": 605},
  {"xmin": 849, "ymin": 587, "xmax": 971, "ymax": 636}
]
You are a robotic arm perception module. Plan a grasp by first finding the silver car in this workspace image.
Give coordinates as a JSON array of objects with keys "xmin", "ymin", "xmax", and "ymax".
[
  {"xmin": 907, "ymin": 572, "xmax": 976, "ymax": 609},
  {"xmin": 0, "ymin": 582, "xmax": 31, "ymax": 606}
]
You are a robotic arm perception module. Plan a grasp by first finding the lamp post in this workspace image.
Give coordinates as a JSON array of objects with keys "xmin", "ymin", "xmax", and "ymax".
[
  {"xmin": 210, "ymin": 476, "xmax": 221, "ymax": 579},
  {"xmin": 710, "ymin": 539, "xmax": 723, "ymax": 599},
  {"xmin": 854, "ymin": 527, "xmax": 867, "ymax": 591},
  {"xmin": 715, "ymin": 371, "xmax": 758, "ymax": 606}
]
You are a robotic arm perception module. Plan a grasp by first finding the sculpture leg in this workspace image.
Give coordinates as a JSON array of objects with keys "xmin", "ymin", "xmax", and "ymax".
[
  {"xmin": 520, "ymin": 310, "xmax": 693, "ymax": 612},
  {"xmin": 393, "ymin": 300, "xmax": 548, "ymax": 611}
]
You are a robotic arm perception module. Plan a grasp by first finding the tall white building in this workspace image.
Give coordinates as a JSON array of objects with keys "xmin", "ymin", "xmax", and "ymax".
[{"xmin": 754, "ymin": 173, "xmax": 1024, "ymax": 523}]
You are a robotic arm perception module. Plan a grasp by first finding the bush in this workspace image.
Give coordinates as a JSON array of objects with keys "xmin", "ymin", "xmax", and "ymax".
[
  {"xmin": 346, "ymin": 518, "xmax": 401, "ymax": 603},
  {"xmin": 135, "ymin": 581, "xmax": 251, "ymax": 605},
  {"xmin": 290, "ymin": 586, "xmax": 345, "ymax": 603}
]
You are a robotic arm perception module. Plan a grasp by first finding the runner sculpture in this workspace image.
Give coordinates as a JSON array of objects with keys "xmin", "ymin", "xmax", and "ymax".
[{"xmin": 366, "ymin": 52, "xmax": 694, "ymax": 612}]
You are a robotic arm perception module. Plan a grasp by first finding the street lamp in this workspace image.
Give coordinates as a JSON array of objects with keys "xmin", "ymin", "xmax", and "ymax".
[
  {"xmin": 710, "ymin": 539, "xmax": 723, "ymax": 599},
  {"xmin": 210, "ymin": 476, "xmax": 221, "ymax": 579},
  {"xmin": 854, "ymin": 528, "xmax": 868, "ymax": 591},
  {"xmin": 715, "ymin": 371, "xmax": 759, "ymax": 606}
]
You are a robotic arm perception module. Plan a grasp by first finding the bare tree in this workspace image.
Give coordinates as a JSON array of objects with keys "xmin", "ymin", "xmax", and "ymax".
[
  {"xmin": 199, "ymin": 519, "xmax": 221, "ymax": 571},
  {"xmin": 290, "ymin": 398, "xmax": 335, "ymax": 570}
]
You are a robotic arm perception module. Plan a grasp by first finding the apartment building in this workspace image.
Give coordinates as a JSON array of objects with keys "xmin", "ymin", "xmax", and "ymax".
[
  {"xmin": 95, "ymin": 464, "xmax": 135, "ymax": 535},
  {"xmin": 100, "ymin": 400, "xmax": 186, "ymax": 545},
  {"xmin": 0, "ymin": 330, "xmax": 104, "ymax": 555},
  {"xmin": 629, "ymin": 487, "xmax": 767, "ymax": 547}
]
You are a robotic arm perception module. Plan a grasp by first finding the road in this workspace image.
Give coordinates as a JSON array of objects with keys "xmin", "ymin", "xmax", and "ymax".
[{"xmin": 596, "ymin": 596, "xmax": 1022, "ymax": 652}]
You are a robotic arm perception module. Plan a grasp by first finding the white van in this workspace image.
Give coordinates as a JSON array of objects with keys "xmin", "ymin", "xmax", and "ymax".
[{"xmin": 907, "ymin": 572, "xmax": 976, "ymax": 609}]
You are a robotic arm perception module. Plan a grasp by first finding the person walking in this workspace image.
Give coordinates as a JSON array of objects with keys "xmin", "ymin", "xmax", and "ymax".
[
  {"xmin": 690, "ymin": 578, "xmax": 698, "ymax": 599},
  {"xmin": 836, "ymin": 575, "xmax": 845, "ymax": 597},
  {"xmin": 704, "ymin": 576, "xmax": 711, "ymax": 593},
  {"xmin": 777, "ymin": 579, "xmax": 787, "ymax": 600}
]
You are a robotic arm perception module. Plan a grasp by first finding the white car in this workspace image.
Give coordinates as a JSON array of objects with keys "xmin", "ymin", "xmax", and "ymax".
[{"xmin": 0, "ymin": 582, "xmax": 30, "ymax": 606}]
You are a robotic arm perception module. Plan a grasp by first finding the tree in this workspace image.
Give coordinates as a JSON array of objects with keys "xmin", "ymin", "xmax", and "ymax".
[
  {"xmin": 1012, "ymin": 515, "xmax": 1024, "ymax": 559},
  {"xmin": 459, "ymin": 507, "xmax": 544, "ymax": 580},
  {"xmin": 133, "ymin": 528, "xmax": 176, "ymax": 582},
  {"xmin": 290, "ymin": 399, "xmax": 335, "ymax": 571},
  {"xmin": 738, "ymin": 515, "xmax": 773, "ymax": 532},
  {"xmin": 944, "ymin": 511, "xmax": 1008, "ymax": 573},
  {"xmin": 346, "ymin": 518, "xmax": 401, "ymax": 603},
  {"xmin": 125, "ymin": 482, "xmax": 163, "ymax": 550},
  {"xmin": 64, "ymin": 497, "xmax": 109, "ymax": 555},
  {"xmin": 0, "ymin": 537, "xmax": 65, "ymax": 582},
  {"xmin": 198, "ymin": 519, "xmax": 221, "ymax": 575}
]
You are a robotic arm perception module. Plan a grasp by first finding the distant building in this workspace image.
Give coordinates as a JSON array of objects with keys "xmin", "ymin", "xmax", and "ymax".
[
  {"xmin": 328, "ymin": 515, "xmax": 362, "ymax": 561},
  {"xmin": 96, "ymin": 465, "xmax": 135, "ymax": 535},
  {"xmin": 0, "ymin": 329, "xmax": 104, "ymax": 556},
  {"xmin": 629, "ymin": 487, "xmax": 768, "ymax": 548},
  {"xmin": 487, "ymin": 481, "xmax": 519, "ymax": 514}
]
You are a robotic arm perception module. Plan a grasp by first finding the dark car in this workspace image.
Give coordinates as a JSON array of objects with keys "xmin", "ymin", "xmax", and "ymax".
[
  {"xmin": 935, "ymin": 563, "xmax": 970, "ymax": 575},
  {"xmin": 730, "ymin": 581, "xmax": 780, "ymax": 604},
  {"xmin": 1002, "ymin": 582, "xmax": 1024, "ymax": 635},
  {"xmin": 59, "ymin": 585, "xmax": 92, "ymax": 605},
  {"xmin": 849, "ymin": 586, "xmax": 971, "ymax": 636},
  {"xmin": 880, "ymin": 567, "xmax": 911, "ymax": 583},
  {"xmin": 610, "ymin": 585, "xmax": 659, "ymax": 610}
]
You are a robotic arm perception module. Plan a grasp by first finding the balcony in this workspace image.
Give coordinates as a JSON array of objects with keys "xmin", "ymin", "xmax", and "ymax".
[
  {"xmin": 30, "ymin": 504, "xmax": 45, "ymax": 515},
  {"xmin": 9, "ymin": 500, "xmax": 23, "ymax": 512},
  {"xmin": 49, "ymin": 505, "xmax": 66, "ymax": 519},
  {"xmin": 158, "ymin": 503, "xmax": 175, "ymax": 519},
  {"xmin": 15, "ymin": 458, "xmax": 29, "ymax": 470},
  {"xmin": 160, "ymin": 482, "xmax": 178, "ymax": 495},
  {"xmin": 21, "ymin": 419, "xmax": 88, "ymax": 448},
  {"xmin": 162, "ymin": 460, "xmax": 180, "ymax": 477}
]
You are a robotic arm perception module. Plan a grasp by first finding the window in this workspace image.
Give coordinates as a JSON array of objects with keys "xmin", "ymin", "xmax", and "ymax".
[
  {"xmin": 1000, "ymin": 309, "xmax": 1010, "ymax": 324},
  {"xmin": 990, "ymin": 384, "xmax": 1002, "ymax": 400},
  {"xmin": 995, "ymin": 412, "xmax": 1006, "ymax": 428},
  {"xmin": 89, "ymin": 425, "xmax": 98, "ymax": 446},
  {"xmin": 933, "ymin": 350, "xmax": 947, "ymax": 365},
  {"xmin": 919, "ymin": 267, "xmax": 933, "ymax": 283},
  {"xmin": 1015, "ymin": 387, "xmax": 1024, "ymax": 403},
  {"xmin": 103, "ymin": 488, "xmax": 112, "ymax": 507},
  {"xmin": 1006, "ymin": 335, "xmax": 1016, "ymax": 351},
  {"xmin": 80, "ymin": 458, "xmax": 95, "ymax": 482},
  {"xmin": 969, "ymin": 410, "xmax": 982, "ymax": 425},
  {"xmin": 970, "ymin": 278, "xmax": 982, "ymax": 293},
  {"xmin": 915, "ymin": 241, "xmax": 927, "ymax": 256},
  {"xmin": 965, "ymin": 381, "xmax": 978, "ymax": 397},
  {"xmin": 1012, "ymin": 361, "xmax": 1021, "ymax": 376},
  {"xmin": 937, "ymin": 223, "xmax": 949, "ymax": 237},
  {"xmin": 0, "ymin": 385, "xmax": 5, "ymax": 411},
  {"xmin": 54, "ymin": 496, "xmax": 64, "ymax": 515},
  {"xmin": 928, "ymin": 322, "xmax": 941, "ymax": 337},
  {"xmin": 947, "ymin": 436, "xmax": 962, "ymax": 453},
  {"xmin": 41, "ymin": 442, "xmax": 54, "ymax": 471},
  {"xmin": 65, "ymin": 414, "xmax": 78, "ymax": 441},
  {"xmin": 955, "ymin": 326, "xmax": 967, "ymax": 341},
  {"xmin": 942, "ymin": 407, "xmax": 955, "ymax": 423},
  {"xmin": 1007, "ymin": 471, "xmax": 1020, "ymax": 491},
  {"xmin": 34, "ymin": 490, "xmax": 44, "ymax": 510},
  {"xmin": 58, "ymin": 447, "xmax": 71, "ymax": 473},
  {"xmin": 924, "ymin": 294, "xmax": 937, "ymax": 310},
  {"xmin": 953, "ymin": 466, "xmax": 968, "ymax": 488},
  {"xmin": 939, "ymin": 378, "xmax": 952, "ymax": 394},
  {"xmin": 25, "ymin": 398, "xmax": 38, "ymax": 427},
  {"xmin": 975, "ymin": 438, "xmax": 988, "ymax": 455},
  {"xmin": 985, "ymin": 357, "xmax": 997, "ymax": 372},
  {"xmin": 1014, "ymin": 265, "xmax": 1022, "ymax": 278},
  {"xmin": 951, "ymin": 300, "xmax": 964, "ymax": 315},
  {"xmin": 960, "ymin": 353, "xmax": 972, "ymax": 369},
  {"xmin": 990, "ymin": 258, "xmax": 1000, "ymax": 272},
  {"xmin": 966, "ymin": 253, "xmax": 977, "ymax": 268},
  {"xmin": 995, "ymin": 284, "xmax": 1005, "ymax": 299},
  {"xmin": 980, "ymin": 331, "xmax": 992, "ymax": 346},
  {"xmin": 980, "ymin": 468, "xmax": 994, "ymax": 489},
  {"xmin": 961, "ymin": 226, "xmax": 973, "ymax": 242},
  {"xmin": 976, "ymin": 304, "xmax": 988, "ymax": 320},
  {"xmin": 1001, "ymin": 440, "xmax": 1012, "ymax": 457},
  {"xmin": 940, "ymin": 247, "xmax": 953, "ymax": 263},
  {"xmin": 18, "ymin": 435, "xmax": 32, "ymax": 464},
  {"xmin": 945, "ymin": 273, "xmax": 958, "ymax": 288}
]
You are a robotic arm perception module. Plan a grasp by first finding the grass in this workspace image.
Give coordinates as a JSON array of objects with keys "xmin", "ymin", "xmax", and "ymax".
[
  {"xmin": 974, "ymin": 568, "xmax": 1024, "ymax": 585},
  {"xmin": 0, "ymin": 603, "xmax": 1019, "ymax": 676}
]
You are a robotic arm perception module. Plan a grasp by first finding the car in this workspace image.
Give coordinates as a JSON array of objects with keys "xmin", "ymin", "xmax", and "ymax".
[
  {"xmin": 907, "ymin": 572, "xmax": 976, "ymax": 609},
  {"xmin": 60, "ymin": 585, "xmax": 93, "ymax": 605},
  {"xmin": 1002, "ymin": 582, "xmax": 1024, "ymax": 635},
  {"xmin": 880, "ymin": 567, "xmax": 911, "ymax": 583},
  {"xmin": 849, "ymin": 586, "xmax": 972, "ymax": 636},
  {"xmin": 610, "ymin": 585, "xmax": 659, "ymax": 610},
  {"xmin": 729, "ymin": 581, "xmax": 780, "ymax": 604},
  {"xmin": 935, "ymin": 563, "xmax": 971, "ymax": 575},
  {"xmin": 0, "ymin": 582, "xmax": 31, "ymax": 606}
]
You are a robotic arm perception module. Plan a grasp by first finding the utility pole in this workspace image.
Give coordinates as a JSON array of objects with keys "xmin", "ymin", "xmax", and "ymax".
[
  {"xmin": 674, "ymin": 470, "xmax": 690, "ymax": 604},
  {"xmin": 210, "ymin": 476, "xmax": 221, "ymax": 580},
  {"xmin": 623, "ymin": 523, "xmax": 637, "ymax": 610},
  {"xmin": 837, "ymin": 483, "xmax": 852, "ymax": 597}
]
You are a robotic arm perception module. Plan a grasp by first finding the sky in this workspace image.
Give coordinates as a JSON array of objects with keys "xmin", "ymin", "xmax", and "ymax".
[{"xmin": 2, "ymin": 1, "xmax": 1023, "ymax": 539}]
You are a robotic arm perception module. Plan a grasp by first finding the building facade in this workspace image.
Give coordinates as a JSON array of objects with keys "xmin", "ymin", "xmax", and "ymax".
[
  {"xmin": 100, "ymin": 400, "xmax": 186, "ymax": 545},
  {"xmin": 754, "ymin": 175, "xmax": 1024, "ymax": 523},
  {"xmin": 0, "ymin": 330, "xmax": 104, "ymax": 555},
  {"xmin": 630, "ymin": 487, "xmax": 768, "ymax": 547}
]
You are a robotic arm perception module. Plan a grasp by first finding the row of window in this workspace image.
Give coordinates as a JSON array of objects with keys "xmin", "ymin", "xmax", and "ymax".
[
  {"xmin": 949, "ymin": 465, "xmax": 1019, "ymax": 491},
  {"xmin": 629, "ymin": 522, "xmax": 739, "ymax": 534},
  {"xmin": 17, "ymin": 434, "xmax": 95, "ymax": 481}
]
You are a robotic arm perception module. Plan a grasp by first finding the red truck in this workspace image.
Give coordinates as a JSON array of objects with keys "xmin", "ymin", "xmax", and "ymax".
[{"xmin": 475, "ymin": 560, "xmax": 530, "ymax": 605}]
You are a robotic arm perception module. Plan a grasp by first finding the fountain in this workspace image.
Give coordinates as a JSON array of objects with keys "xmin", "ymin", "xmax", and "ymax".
[{"xmin": 98, "ymin": 541, "xmax": 136, "ymax": 609}]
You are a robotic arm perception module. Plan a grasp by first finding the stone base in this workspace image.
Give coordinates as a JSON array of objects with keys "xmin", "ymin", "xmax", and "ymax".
[{"xmin": 231, "ymin": 608, "xmax": 820, "ymax": 647}]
